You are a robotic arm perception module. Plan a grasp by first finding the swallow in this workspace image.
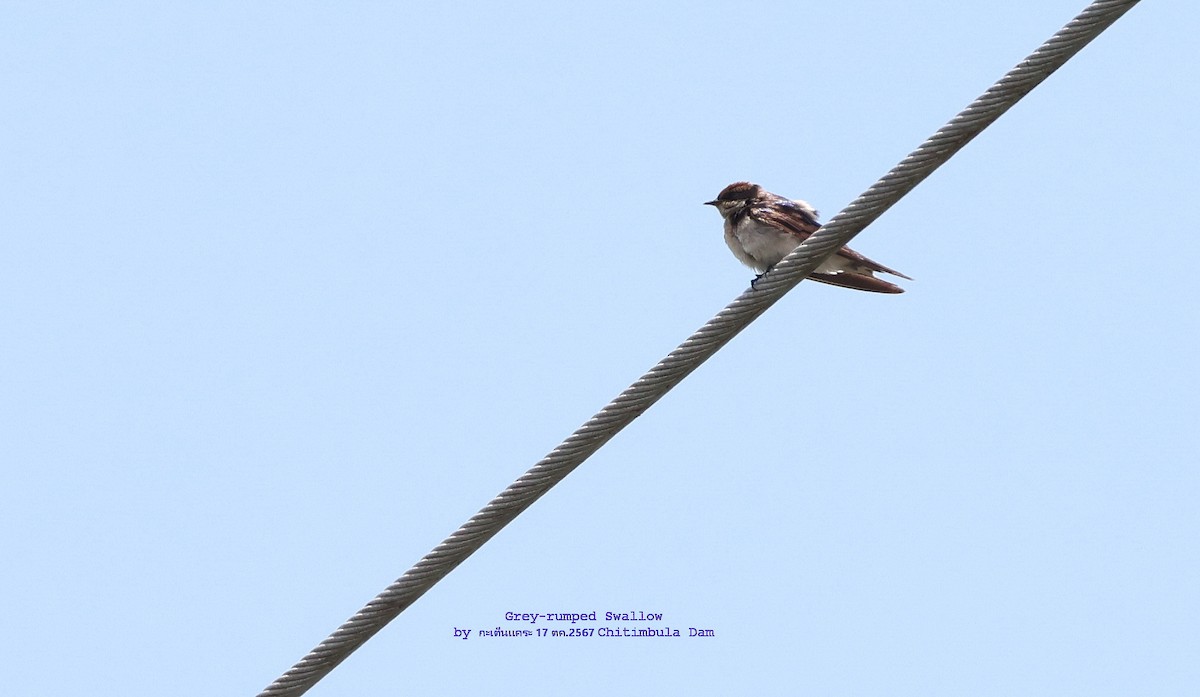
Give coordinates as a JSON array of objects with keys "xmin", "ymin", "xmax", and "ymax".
[{"xmin": 705, "ymin": 181, "xmax": 911, "ymax": 293}]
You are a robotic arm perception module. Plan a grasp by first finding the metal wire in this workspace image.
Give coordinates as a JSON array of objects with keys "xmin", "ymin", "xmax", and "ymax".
[{"xmin": 258, "ymin": 1, "xmax": 1141, "ymax": 694}]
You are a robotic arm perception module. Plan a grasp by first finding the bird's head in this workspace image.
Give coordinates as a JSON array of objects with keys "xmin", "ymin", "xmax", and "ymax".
[{"xmin": 704, "ymin": 181, "xmax": 760, "ymax": 219}]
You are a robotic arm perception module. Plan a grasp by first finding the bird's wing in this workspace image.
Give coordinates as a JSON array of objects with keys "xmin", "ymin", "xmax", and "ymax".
[
  {"xmin": 747, "ymin": 198, "xmax": 820, "ymax": 238},
  {"xmin": 750, "ymin": 194, "xmax": 911, "ymax": 286},
  {"xmin": 808, "ymin": 270, "xmax": 905, "ymax": 294},
  {"xmin": 833, "ymin": 245, "xmax": 913, "ymax": 280}
]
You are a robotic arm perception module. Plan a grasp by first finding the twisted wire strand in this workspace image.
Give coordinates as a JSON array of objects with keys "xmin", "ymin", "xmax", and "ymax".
[{"xmin": 259, "ymin": 1, "xmax": 1140, "ymax": 694}]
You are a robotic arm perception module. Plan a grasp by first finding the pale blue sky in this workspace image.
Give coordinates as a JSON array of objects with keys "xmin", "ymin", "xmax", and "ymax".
[{"xmin": 3, "ymin": 2, "xmax": 1197, "ymax": 695}]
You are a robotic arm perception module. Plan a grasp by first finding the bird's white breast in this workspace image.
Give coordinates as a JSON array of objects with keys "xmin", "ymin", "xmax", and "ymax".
[
  {"xmin": 725, "ymin": 218, "xmax": 803, "ymax": 273},
  {"xmin": 724, "ymin": 217, "xmax": 866, "ymax": 277}
]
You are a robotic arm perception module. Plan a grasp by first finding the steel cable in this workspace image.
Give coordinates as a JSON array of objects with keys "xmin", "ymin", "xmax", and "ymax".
[{"xmin": 259, "ymin": 1, "xmax": 1141, "ymax": 693}]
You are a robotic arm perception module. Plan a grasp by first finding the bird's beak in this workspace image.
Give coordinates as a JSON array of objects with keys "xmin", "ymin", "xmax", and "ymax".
[{"xmin": 703, "ymin": 200, "xmax": 718, "ymax": 206}]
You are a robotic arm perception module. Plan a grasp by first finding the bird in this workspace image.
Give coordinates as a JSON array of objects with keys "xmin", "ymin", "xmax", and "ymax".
[{"xmin": 705, "ymin": 181, "xmax": 911, "ymax": 293}]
